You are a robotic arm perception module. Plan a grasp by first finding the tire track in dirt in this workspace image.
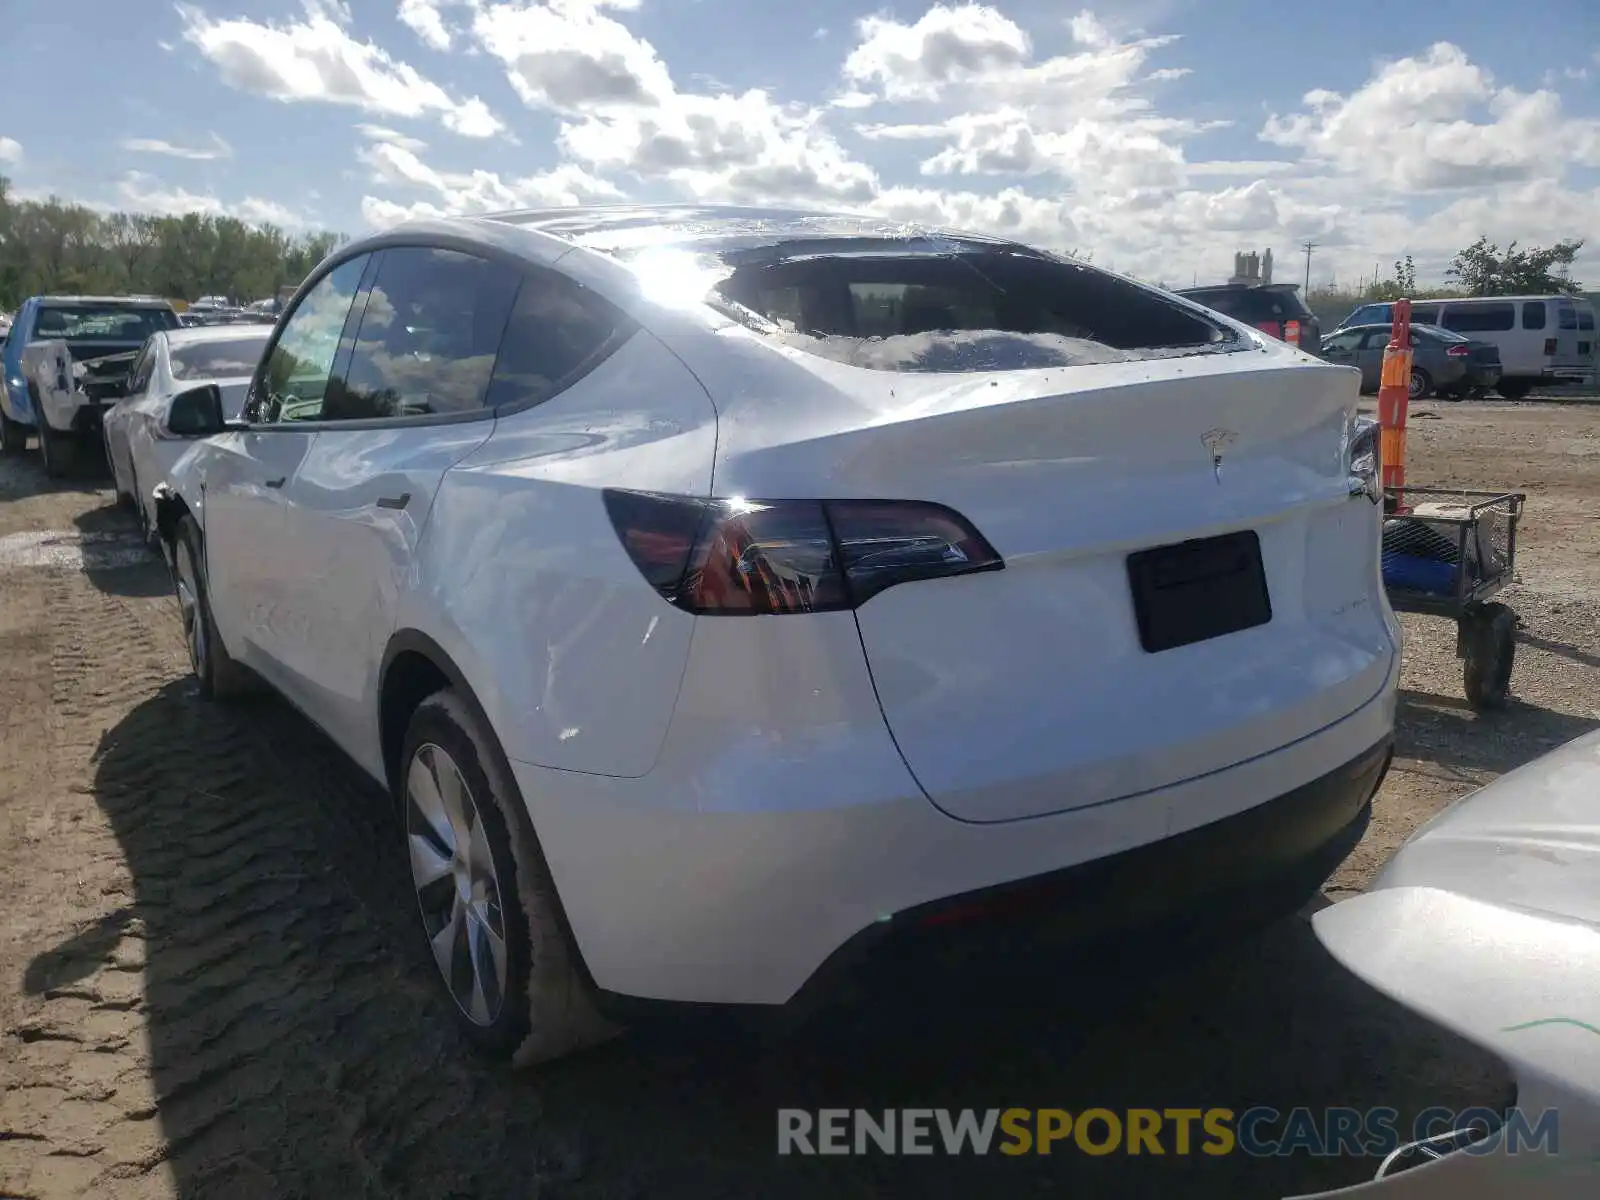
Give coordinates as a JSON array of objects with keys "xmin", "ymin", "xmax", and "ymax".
[{"xmin": 1, "ymin": 535, "xmax": 559, "ymax": 1199}]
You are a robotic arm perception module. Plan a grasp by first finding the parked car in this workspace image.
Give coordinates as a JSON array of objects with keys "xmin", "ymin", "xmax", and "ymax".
[
  {"xmin": 1337, "ymin": 296, "xmax": 1596, "ymax": 400},
  {"xmin": 148, "ymin": 205, "xmax": 1399, "ymax": 1064},
  {"xmin": 102, "ymin": 324, "xmax": 272, "ymax": 543},
  {"xmin": 1299, "ymin": 728, "xmax": 1600, "ymax": 1196},
  {"xmin": 1176, "ymin": 282, "xmax": 1323, "ymax": 355},
  {"xmin": 0, "ymin": 295, "xmax": 182, "ymax": 471},
  {"xmin": 1321, "ymin": 323, "xmax": 1502, "ymax": 400}
]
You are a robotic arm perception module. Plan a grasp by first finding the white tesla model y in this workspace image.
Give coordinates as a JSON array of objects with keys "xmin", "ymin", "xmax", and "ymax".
[{"xmin": 150, "ymin": 205, "xmax": 1399, "ymax": 1063}]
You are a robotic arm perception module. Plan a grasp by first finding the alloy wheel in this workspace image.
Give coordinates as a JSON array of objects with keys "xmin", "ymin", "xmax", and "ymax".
[{"xmin": 406, "ymin": 743, "xmax": 510, "ymax": 1027}]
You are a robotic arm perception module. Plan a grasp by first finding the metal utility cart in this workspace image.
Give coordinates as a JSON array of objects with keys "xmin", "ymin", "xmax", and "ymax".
[{"xmin": 1381, "ymin": 487, "xmax": 1525, "ymax": 710}]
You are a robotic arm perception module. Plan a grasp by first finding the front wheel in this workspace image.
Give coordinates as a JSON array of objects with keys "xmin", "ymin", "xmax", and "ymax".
[
  {"xmin": 1462, "ymin": 601, "xmax": 1516, "ymax": 711},
  {"xmin": 400, "ymin": 690, "xmax": 617, "ymax": 1065},
  {"xmin": 173, "ymin": 516, "xmax": 255, "ymax": 699}
]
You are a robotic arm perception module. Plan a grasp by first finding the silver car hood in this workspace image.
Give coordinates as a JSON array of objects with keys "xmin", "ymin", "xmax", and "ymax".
[{"xmin": 1291, "ymin": 730, "xmax": 1600, "ymax": 1196}]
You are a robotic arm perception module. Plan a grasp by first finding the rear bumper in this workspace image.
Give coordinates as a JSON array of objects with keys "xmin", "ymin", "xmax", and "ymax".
[{"xmin": 510, "ymin": 630, "xmax": 1399, "ymax": 1008}]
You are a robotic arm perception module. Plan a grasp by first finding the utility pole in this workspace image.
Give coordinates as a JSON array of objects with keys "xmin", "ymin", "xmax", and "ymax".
[{"xmin": 1301, "ymin": 240, "xmax": 1317, "ymax": 292}]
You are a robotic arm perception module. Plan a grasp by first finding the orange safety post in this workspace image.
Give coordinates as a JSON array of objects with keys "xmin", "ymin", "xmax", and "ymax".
[
  {"xmin": 1377, "ymin": 298, "xmax": 1413, "ymax": 512},
  {"xmin": 1283, "ymin": 318, "xmax": 1301, "ymax": 347}
]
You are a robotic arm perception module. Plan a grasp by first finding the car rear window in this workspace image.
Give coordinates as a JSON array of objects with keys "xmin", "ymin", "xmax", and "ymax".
[
  {"xmin": 670, "ymin": 241, "xmax": 1232, "ymax": 372},
  {"xmin": 170, "ymin": 336, "xmax": 269, "ymax": 381},
  {"xmin": 34, "ymin": 305, "xmax": 176, "ymax": 342}
]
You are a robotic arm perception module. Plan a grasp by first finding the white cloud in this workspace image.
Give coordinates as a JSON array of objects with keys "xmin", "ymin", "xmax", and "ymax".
[
  {"xmin": 355, "ymin": 135, "xmax": 624, "ymax": 224},
  {"xmin": 1262, "ymin": 43, "xmax": 1600, "ymax": 192},
  {"xmin": 178, "ymin": 1, "xmax": 504, "ymax": 137},
  {"xmin": 355, "ymin": 123, "xmax": 429, "ymax": 151},
  {"xmin": 0, "ymin": 136, "xmax": 21, "ymax": 164},
  {"xmin": 143, "ymin": 2, "xmax": 1599, "ymax": 292},
  {"xmin": 844, "ymin": 4, "xmax": 1032, "ymax": 102},
  {"xmin": 116, "ymin": 171, "xmax": 308, "ymax": 227},
  {"xmin": 119, "ymin": 132, "xmax": 232, "ymax": 161},
  {"xmin": 398, "ymin": 0, "xmax": 455, "ymax": 50}
]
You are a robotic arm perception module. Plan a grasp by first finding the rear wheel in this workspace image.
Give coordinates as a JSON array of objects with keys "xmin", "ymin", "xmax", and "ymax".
[
  {"xmin": 400, "ymin": 690, "xmax": 617, "ymax": 1065},
  {"xmin": 1408, "ymin": 367, "xmax": 1432, "ymax": 401},
  {"xmin": 1462, "ymin": 601, "xmax": 1516, "ymax": 711}
]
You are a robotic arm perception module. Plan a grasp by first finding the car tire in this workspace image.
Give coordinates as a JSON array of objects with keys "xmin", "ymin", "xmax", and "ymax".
[
  {"xmin": 104, "ymin": 429, "xmax": 135, "ymax": 508},
  {"xmin": 1408, "ymin": 367, "xmax": 1432, "ymax": 401},
  {"xmin": 0, "ymin": 406, "xmax": 26, "ymax": 456},
  {"xmin": 399, "ymin": 689, "xmax": 618, "ymax": 1065},
  {"xmin": 1462, "ymin": 601, "xmax": 1516, "ymax": 711},
  {"xmin": 173, "ymin": 515, "xmax": 255, "ymax": 700}
]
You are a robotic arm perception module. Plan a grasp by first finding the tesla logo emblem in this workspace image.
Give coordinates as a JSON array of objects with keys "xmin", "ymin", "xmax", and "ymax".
[{"xmin": 1202, "ymin": 428, "xmax": 1236, "ymax": 483}]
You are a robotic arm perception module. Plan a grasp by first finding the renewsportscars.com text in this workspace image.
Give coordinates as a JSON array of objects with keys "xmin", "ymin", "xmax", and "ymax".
[{"xmin": 777, "ymin": 1106, "xmax": 1558, "ymax": 1158}]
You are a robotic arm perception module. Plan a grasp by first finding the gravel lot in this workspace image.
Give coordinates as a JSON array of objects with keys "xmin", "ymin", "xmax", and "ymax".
[{"xmin": 2, "ymin": 400, "xmax": 1597, "ymax": 1200}]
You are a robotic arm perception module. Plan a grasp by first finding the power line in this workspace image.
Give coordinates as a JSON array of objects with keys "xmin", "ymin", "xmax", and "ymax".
[{"xmin": 1301, "ymin": 240, "xmax": 1318, "ymax": 292}]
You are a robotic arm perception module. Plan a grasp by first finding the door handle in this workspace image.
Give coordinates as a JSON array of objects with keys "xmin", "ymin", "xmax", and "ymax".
[
  {"xmin": 375, "ymin": 492, "xmax": 411, "ymax": 510},
  {"xmin": 265, "ymin": 476, "xmax": 286, "ymax": 489}
]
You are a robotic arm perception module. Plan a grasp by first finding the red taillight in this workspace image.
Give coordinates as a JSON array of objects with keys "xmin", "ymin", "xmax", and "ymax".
[
  {"xmin": 1545, "ymin": 338, "xmax": 1558, "ymax": 355},
  {"xmin": 602, "ymin": 490, "xmax": 1004, "ymax": 614},
  {"xmin": 1446, "ymin": 345, "xmax": 1469, "ymax": 357}
]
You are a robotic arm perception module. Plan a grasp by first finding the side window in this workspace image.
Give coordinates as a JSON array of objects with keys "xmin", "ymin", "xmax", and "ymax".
[
  {"xmin": 1580, "ymin": 307, "xmax": 1596, "ymax": 332},
  {"xmin": 1322, "ymin": 330, "xmax": 1362, "ymax": 353},
  {"xmin": 254, "ymin": 255, "xmax": 370, "ymax": 423},
  {"xmin": 484, "ymin": 270, "xmax": 631, "ymax": 411},
  {"xmin": 1360, "ymin": 330, "xmax": 1395, "ymax": 350},
  {"xmin": 1442, "ymin": 302, "xmax": 1515, "ymax": 333},
  {"xmin": 1558, "ymin": 303, "xmax": 1579, "ymax": 331},
  {"xmin": 1522, "ymin": 302, "xmax": 1547, "ymax": 330},
  {"xmin": 1411, "ymin": 307, "xmax": 1439, "ymax": 324},
  {"xmin": 325, "ymin": 246, "xmax": 521, "ymax": 421}
]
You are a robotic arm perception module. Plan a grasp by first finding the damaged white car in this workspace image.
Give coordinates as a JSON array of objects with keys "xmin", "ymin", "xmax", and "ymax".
[{"xmin": 1296, "ymin": 728, "xmax": 1600, "ymax": 1197}]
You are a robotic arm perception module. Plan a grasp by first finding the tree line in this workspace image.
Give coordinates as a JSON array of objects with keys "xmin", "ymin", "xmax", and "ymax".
[{"xmin": 0, "ymin": 175, "xmax": 347, "ymax": 310}]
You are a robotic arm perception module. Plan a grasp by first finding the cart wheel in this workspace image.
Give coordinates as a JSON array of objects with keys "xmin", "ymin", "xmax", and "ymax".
[{"xmin": 1463, "ymin": 602, "xmax": 1516, "ymax": 711}]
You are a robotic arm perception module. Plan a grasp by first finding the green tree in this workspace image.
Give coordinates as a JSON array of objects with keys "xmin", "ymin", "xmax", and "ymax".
[
  {"xmin": 1446, "ymin": 235, "xmax": 1584, "ymax": 296},
  {"xmin": 0, "ymin": 174, "xmax": 346, "ymax": 310}
]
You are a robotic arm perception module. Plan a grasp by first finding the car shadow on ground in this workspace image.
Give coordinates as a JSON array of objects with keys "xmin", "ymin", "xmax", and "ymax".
[
  {"xmin": 22, "ymin": 680, "xmax": 1514, "ymax": 1200},
  {"xmin": 70, "ymin": 501, "xmax": 169, "ymax": 598},
  {"xmin": 0, "ymin": 441, "xmax": 107, "ymax": 501},
  {"xmin": 1396, "ymin": 688, "xmax": 1600, "ymax": 781}
]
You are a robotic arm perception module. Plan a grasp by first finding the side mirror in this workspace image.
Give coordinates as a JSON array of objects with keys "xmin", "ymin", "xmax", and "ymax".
[{"xmin": 165, "ymin": 384, "xmax": 227, "ymax": 437}]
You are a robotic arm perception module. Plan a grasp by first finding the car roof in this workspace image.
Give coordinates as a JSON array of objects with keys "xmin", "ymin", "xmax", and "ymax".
[
  {"xmin": 36, "ymin": 295, "xmax": 173, "ymax": 307},
  {"xmin": 160, "ymin": 323, "xmax": 273, "ymax": 347},
  {"xmin": 1334, "ymin": 322, "xmax": 1464, "ymax": 338},
  {"xmin": 467, "ymin": 203, "xmax": 1024, "ymax": 258}
]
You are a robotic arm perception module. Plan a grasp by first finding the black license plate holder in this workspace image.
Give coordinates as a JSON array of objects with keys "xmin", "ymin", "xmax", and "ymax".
[{"xmin": 1127, "ymin": 531, "xmax": 1272, "ymax": 653}]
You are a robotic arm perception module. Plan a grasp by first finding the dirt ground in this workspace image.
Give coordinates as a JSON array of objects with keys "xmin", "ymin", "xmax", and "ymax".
[{"xmin": 1, "ymin": 401, "xmax": 1597, "ymax": 1200}]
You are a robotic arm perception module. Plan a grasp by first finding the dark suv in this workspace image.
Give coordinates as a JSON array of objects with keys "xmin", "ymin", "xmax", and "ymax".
[{"xmin": 1177, "ymin": 283, "xmax": 1322, "ymax": 356}]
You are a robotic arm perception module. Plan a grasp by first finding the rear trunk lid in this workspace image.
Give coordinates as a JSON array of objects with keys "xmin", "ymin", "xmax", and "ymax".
[{"xmin": 703, "ymin": 341, "xmax": 1394, "ymax": 824}]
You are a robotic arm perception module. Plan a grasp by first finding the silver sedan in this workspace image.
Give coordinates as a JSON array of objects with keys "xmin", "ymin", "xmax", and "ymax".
[{"xmin": 102, "ymin": 325, "xmax": 269, "ymax": 541}]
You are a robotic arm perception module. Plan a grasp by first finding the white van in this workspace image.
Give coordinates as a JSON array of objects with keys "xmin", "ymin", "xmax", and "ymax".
[{"xmin": 1337, "ymin": 295, "xmax": 1595, "ymax": 399}]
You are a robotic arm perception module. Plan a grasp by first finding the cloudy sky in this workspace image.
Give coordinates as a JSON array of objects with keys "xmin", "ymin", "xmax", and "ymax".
[{"xmin": 2, "ymin": 0, "xmax": 1598, "ymax": 288}]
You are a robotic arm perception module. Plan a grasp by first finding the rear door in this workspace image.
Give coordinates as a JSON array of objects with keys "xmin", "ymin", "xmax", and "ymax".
[
  {"xmin": 1555, "ymin": 298, "xmax": 1597, "ymax": 380},
  {"xmin": 1355, "ymin": 329, "xmax": 1393, "ymax": 390},
  {"xmin": 268, "ymin": 245, "xmax": 520, "ymax": 769}
]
